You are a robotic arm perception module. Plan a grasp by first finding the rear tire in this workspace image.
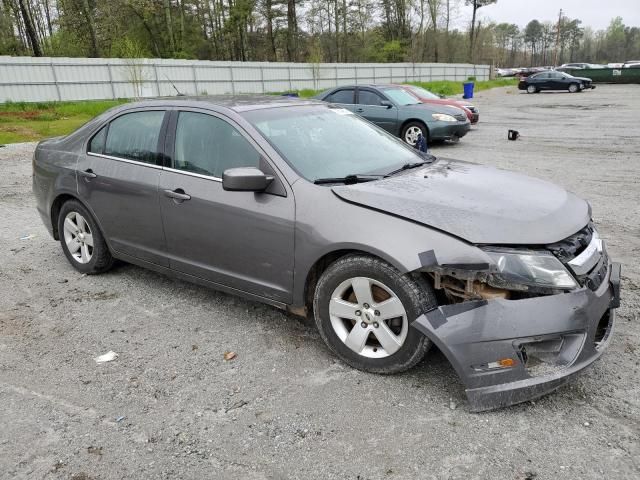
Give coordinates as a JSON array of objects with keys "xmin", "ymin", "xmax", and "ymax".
[
  {"xmin": 526, "ymin": 85, "xmax": 538, "ymax": 94},
  {"xmin": 313, "ymin": 254, "xmax": 436, "ymax": 374},
  {"xmin": 568, "ymin": 83, "xmax": 579, "ymax": 93},
  {"xmin": 58, "ymin": 200, "xmax": 114, "ymax": 274}
]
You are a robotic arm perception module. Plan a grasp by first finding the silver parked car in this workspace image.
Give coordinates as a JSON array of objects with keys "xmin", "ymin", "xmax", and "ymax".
[{"xmin": 33, "ymin": 96, "xmax": 621, "ymax": 411}]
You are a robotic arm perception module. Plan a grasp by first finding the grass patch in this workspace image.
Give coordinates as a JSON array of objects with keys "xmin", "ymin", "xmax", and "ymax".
[
  {"xmin": 406, "ymin": 78, "xmax": 518, "ymax": 96},
  {"xmin": 267, "ymin": 88, "xmax": 322, "ymax": 98},
  {"xmin": 0, "ymin": 99, "xmax": 127, "ymax": 144}
]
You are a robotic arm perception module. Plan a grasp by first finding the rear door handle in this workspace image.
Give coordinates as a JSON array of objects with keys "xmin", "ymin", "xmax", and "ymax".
[
  {"xmin": 164, "ymin": 188, "xmax": 191, "ymax": 201},
  {"xmin": 356, "ymin": 108, "xmax": 364, "ymax": 113},
  {"xmin": 78, "ymin": 169, "xmax": 97, "ymax": 179}
]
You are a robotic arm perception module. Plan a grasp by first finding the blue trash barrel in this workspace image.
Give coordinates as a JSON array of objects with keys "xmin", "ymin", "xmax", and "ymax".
[{"xmin": 462, "ymin": 81, "xmax": 475, "ymax": 99}]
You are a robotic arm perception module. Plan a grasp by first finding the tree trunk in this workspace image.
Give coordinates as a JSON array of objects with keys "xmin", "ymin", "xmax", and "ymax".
[
  {"xmin": 18, "ymin": 0, "xmax": 42, "ymax": 56},
  {"xmin": 342, "ymin": 0, "xmax": 347, "ymax": 62},
  {"xmin": 163, "ymin": 0, "xmax": 176, "ymax": 56},
  {"xmin": 333, "ymin": 0, "xmax": 339, "ymax": 62},
  {"xmin": 286, "ymin": 0, "xmax": 296, "ymax": 61},
  {"xmin": 265, "ymin": 0, "xmax": 276, "ymax": 61},
  {"xmin": 79, "ymin": 0, "xmax": 100, "ymax": 56},
  {"xmin": 469, "ymin": 1, "xmax": 477, "ymax": 62}
]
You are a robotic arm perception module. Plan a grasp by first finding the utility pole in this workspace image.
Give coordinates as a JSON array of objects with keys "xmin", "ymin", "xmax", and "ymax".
[{"xmin": 553, "ymin": 9, "xmax": 563, "ymax": 66}]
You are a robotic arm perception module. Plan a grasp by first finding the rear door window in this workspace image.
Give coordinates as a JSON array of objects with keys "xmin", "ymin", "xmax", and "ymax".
[
  {"xmin": 104, "ymin": 111, "xmax": 165, "ymax": 164},
  {"xmin": 326, "ymin": 89, "xmax": 355, "ymax": 104}
]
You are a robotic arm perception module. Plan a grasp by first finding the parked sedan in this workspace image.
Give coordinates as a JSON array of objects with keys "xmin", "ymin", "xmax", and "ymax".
[
  {"xmin": 519, "ymin": 71, "xmax": 595, "ymax": 93},
  {"xmin": 33, "ymin": 96, "xmax": 620, "ymax": 411},
  {"xmin": 397, "ymin": 84, "xmax": 479, "ymax": 124},
  {"xmin": 315, "ymin": 84, "xmax": 470, "ymax": 146}
]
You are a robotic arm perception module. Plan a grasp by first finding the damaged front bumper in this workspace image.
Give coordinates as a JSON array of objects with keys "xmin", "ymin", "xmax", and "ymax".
[{"xmin": 413, "ymin": 262, "xmax": 621, "ymax": 412}]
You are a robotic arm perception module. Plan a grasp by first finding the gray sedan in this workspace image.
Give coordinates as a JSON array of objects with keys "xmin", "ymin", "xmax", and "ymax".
[
  {"xmin": 33, "ymin": 96, "xmax": 620, "ymax": 411},
  {"xmin": 315, "ymin": 84, "xmax": 470, "ymax": 145}
]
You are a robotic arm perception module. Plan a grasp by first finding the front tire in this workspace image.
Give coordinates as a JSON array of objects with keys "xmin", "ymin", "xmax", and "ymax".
[
  {"xmin": 401, "ymin": 121, "xmax": 428, "ymax": 147},
  {"xmin": 313, "ymin": 255, "xmax": 436, "ymax": 374},
  {"xmin": 58, "ymin": 199, "xmax": 114, "ymax": 274},
  {"xmin": 568, "ymin": 83, "xmax": 579, "ymax": 93}
]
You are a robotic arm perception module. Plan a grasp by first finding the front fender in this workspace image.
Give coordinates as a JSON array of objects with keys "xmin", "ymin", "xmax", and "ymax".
[{"xmin": 291, "ymin": 180, "xmax": 490, "ymax": 308}]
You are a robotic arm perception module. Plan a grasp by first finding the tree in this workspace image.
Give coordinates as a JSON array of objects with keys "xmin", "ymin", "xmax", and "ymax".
[
  {"xmin": 524, "ymin": 19, "xmax": 542, "ymax": 65},
  {"xmin": 17, "ymin": 0, "xmax": 42, "ymax": 56},
  {"xmin": 466, "ymin": 0, "xmax": 497, "ymax": 62}
]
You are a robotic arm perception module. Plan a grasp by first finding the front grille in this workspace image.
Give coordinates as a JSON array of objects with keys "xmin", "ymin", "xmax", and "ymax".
[
  {"xmin": 547, "ymin": 223, "xmax": 606, "ymax": 291},
  {"xmin": 547, "ymin": 223, "xmax": 593, "ymax": 263},
  {"xmin": 465, "ymin": 106, "xmax": 478, "ymax": 113}
]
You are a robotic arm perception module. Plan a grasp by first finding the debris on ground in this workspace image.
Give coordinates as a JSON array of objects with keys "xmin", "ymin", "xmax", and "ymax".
[
  {"xmin": 223, "ymin": 351, "xmax": 237, "ymax": 361},
  {"xmin": 87, "ymin": 446, "xmax": 103, "ymax": 456},
  {"xmin": 93, "ymin": 351, "xmax": 118, "ymax": 363},
  {"xmin": 19, "ymin": 234, "xmax": 36, "ymax": 240},
  {"xmin": 225, "ymin": 400, "xmax": 248, "ymax": 413}
]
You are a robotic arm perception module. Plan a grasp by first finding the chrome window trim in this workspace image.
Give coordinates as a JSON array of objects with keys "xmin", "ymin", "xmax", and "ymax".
[
  {"xmin": 87, "ymin": 152, "xmax": 223, "ymax": 181},
  {"xmin": 162, "ymin": 166, "xmax": 222, "ymax": 183},
  {"xmin": 87, "ymin": 152, "xmax": 163, "ymax": 170}
]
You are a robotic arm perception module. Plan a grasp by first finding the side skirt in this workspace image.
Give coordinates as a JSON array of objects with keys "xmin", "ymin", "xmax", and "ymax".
[{"xmin": 113, "ymin": 251, "xmax": 289, "ymax": 311}]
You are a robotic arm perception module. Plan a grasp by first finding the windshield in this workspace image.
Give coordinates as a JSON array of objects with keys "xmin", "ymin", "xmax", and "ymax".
[
  {"xmin": 243, "ymin": 105, "xmax": 425, "ymax": 182},
  {"xmin": 406, "ymin": 86, "xmax": 440, "ymax": 100},
  {"xmin": 381, "ymin": 88, "xmax": 422, "ymax": 105}
]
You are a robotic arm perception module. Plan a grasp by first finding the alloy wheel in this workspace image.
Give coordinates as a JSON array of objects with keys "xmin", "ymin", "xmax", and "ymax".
[
  {"xmin": 63, "ymin": 211, "xmax": 94, "ymax": 264},
  {"xmin": 329, "ymin": 276, "xmax": 408, "ymax": 358},
  {"xmin": 404, "ymin": 126, "xmax": 423, "ymax": 145}
]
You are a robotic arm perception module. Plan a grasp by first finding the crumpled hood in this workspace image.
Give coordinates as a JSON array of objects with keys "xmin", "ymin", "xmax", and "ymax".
[{"xmin": 332, "ymin": 159, "xmax": 590, "ymax": 245}]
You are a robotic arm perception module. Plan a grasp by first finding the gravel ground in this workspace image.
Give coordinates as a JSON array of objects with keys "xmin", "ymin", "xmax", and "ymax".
[{"xmin": 1, "ymin": 84, "xmax": 639, "ymax": 480}]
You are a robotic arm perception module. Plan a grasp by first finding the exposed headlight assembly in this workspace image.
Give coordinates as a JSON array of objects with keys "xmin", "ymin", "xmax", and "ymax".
[
  {"xmin": 432, "ymin": 113, "xmax": 457, "ymax": 122},
  {"xmin": 483, "ymin": 248, "xmax": 578, "ymax": 291}
]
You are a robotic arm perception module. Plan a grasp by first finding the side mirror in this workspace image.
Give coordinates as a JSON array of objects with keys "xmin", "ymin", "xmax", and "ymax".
[
  {"xmin": 380, "ymin": 100, "xmax": 393, "ymax": 109},
  {"xmin": 222, "ymin": 167, "xmax": 274, "ymax": 192}
]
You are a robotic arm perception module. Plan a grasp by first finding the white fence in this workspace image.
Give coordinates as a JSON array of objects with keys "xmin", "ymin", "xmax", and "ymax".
[{"xmin": 0, "ymin": 56, "xmax": 490, "ymax": 103}]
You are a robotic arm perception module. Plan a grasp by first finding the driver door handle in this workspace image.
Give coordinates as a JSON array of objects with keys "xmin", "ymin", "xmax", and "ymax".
[
  {"xmin": 356, "ymin": 108, "xmax": 364, "ymax": 113},
  {"xmin": 164, "ymin": 188, "xmax": 191, "ymax": 201},
  {"xmin": 78, "ymin": 168, "xmax": 97, "ymax": 179}
]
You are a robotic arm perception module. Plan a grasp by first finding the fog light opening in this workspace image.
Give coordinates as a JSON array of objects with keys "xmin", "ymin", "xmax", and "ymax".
[{"xmin": 594, "ymin": 310, "xmax": 613, "ymax": 349}]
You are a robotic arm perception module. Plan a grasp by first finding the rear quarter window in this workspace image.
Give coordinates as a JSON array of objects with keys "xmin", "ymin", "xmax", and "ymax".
[
  {"xmin": 104, "ymin": 111, "xmax": 165, "ymax": 164},
  {"xmin": 88, "ymin": 126, "xmax": 107, "ymax": 154}
]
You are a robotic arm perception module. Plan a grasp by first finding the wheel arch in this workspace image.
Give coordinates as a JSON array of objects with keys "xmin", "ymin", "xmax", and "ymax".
[
  {"xmin": 299, "ymin": 247, "xmax": 426, "ymax": 318},
  {"xmin": 50, "ymin": 193, "xmax": 79, "ymax": 240},
  {"xmin": 50, "ymin": 193, "xmax": 108, "ymax": 249}
]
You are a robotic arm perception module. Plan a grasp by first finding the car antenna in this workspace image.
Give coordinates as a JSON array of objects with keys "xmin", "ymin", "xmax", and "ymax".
[{"xmin": 163, "ymin": 74, "xmax": 185, "ymax": 96}]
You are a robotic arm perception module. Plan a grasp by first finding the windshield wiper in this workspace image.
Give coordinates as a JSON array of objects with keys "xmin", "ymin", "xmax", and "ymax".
[
  {"xmin": 384, "ymin": 157, "xmax": 435, "ymax": 177},
  {"xmin": 313, "ymin": 174, "xmax": 384, "ymax": 185}
]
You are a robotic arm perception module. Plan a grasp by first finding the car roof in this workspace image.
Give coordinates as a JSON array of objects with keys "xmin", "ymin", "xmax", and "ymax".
[
  {"xmin": 114, "ymin": 95, "xmax": 325, "ymax": 113},
  {"xmin": 329, "ymin": 84, "xmax": 406, "ymax": 90}
]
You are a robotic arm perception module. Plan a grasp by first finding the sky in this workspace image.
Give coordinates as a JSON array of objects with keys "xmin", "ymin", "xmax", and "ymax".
[{"xmin": 464, "ymin": 0, "xmax": 640, "ymax": 30}]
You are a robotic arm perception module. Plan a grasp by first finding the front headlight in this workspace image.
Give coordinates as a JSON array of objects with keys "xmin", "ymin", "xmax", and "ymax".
[
  {"xmin": 484, "ymin": 248, "xmax": 578, "ymax": 290},
  {"xmin": 432, "ymin": 113, "xmax": 457, "ymax": 122}
]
